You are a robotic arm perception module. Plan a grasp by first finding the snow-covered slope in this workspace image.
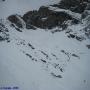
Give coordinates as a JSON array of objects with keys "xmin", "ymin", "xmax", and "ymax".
[
  {"xmin": 0, "ymin": 0, "xmax": 90, "ymax": 90},
  {"xmin": 0, "ymin": 18, "xmax": 90, "ymax": 90}
]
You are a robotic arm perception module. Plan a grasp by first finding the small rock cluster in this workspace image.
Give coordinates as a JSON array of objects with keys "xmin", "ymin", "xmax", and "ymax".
[{"xmin": 0, "ymin": 20, "xmax": 9, "ymax": 42}]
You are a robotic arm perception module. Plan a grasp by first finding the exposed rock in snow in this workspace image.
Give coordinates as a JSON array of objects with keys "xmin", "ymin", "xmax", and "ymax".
[
  {"xmin": 0, "ymin": 0, "xmax": 90, "ymax": 90},
  {"xmin": 8, "ymin": 14, "xmax": 26, "ymax": 29},
  {"xmin": 0, "ymin": 19, "xmax": 9, "ymax": 42}
]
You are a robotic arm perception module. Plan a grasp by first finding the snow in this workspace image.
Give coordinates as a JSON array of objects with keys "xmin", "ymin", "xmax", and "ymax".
[
  {"xmin": 0, "ymin": 0, "xmax": 90, "ymax": 90},
  {"xmin": 0, "ymin": 22, "xmax": 90, "ymax": 90}
]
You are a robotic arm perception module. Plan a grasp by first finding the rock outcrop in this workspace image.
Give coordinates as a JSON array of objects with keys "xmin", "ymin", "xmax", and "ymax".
[
  {"xmin": 8, "ymin": 14, "xmax": 26, "ymax": 29},
  {"xmin": 23, "ymin": 6, "xmax": 78, "ymax": 29}
]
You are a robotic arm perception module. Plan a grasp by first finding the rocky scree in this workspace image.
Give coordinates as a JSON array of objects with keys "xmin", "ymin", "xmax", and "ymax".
[{"xmin": 0, "ymin": 20, "xmax": 9, "ymax": 42}]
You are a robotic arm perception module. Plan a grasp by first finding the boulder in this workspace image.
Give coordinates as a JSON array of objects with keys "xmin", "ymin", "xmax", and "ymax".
[{"xmin": 38, "ymin": 6, "xmax": 53, "ymax": 17}]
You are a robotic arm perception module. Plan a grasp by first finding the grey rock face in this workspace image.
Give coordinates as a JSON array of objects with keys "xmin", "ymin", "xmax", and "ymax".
[{"xmin": 23, "ymin": 6, "xmax": 78, "ymax": 29}]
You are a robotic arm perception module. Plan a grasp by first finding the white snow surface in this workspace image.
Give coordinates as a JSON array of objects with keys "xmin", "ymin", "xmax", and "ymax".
[
  {"xmin": 0, "ymin": 0, "xmax": 90, "ymax": 90},
  {"xmin": 0, "ymin": 20, "xmax": 90, "ymax": 90}
]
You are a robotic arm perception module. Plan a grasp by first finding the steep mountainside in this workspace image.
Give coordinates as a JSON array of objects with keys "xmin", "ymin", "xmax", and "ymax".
[{"xmin": 0, "ymin": 0, "xmax": 90, "ymax": 90}]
